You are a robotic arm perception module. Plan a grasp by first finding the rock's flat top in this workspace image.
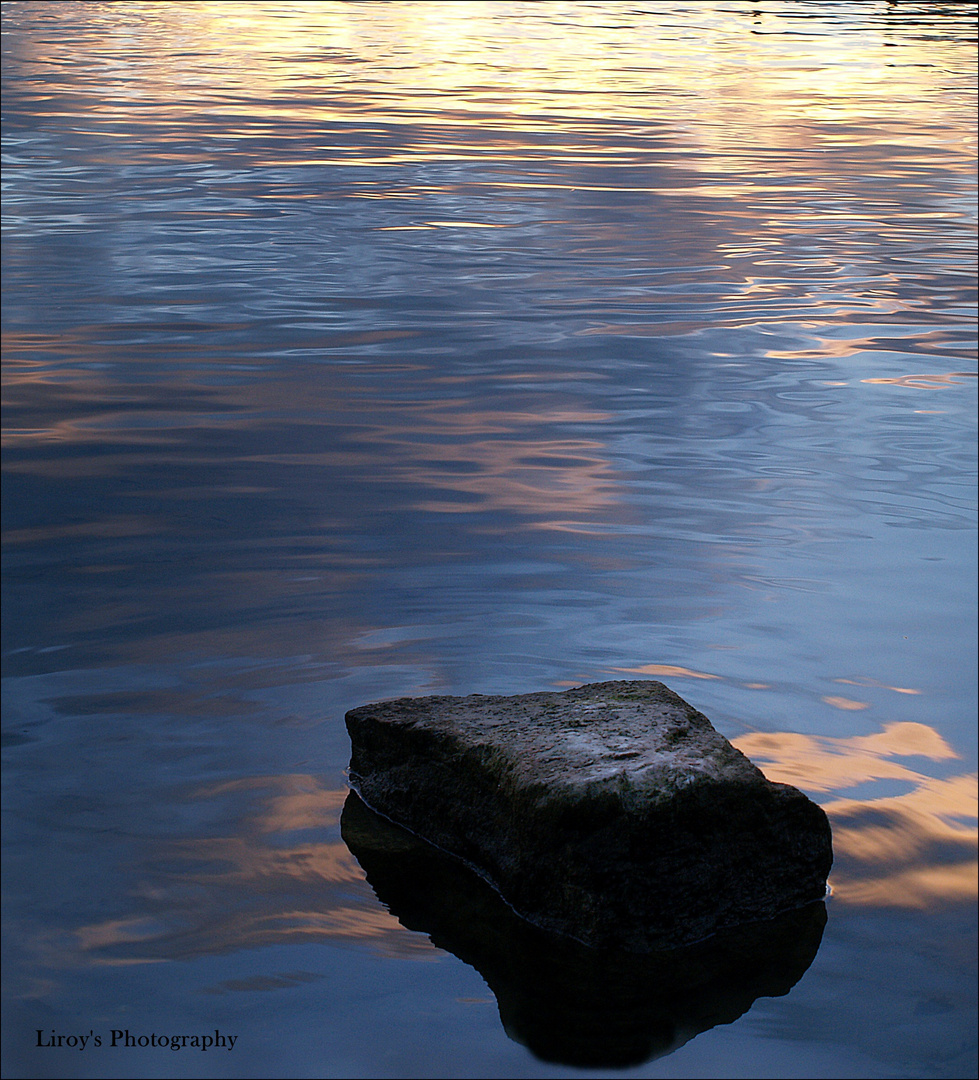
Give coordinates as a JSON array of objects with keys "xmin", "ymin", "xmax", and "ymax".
[
  {"xmin": 351, "ymin": 680, "xmax": 766, "ymax": 798},
  {"xmin": 345, "ymin": 679, "xmax": 832, "ymax": 951}
]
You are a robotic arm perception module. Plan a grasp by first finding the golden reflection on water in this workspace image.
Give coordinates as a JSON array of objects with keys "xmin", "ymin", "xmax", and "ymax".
[
  {"xmin": 25, "ymin": 1, "xmax": 968, "ymax": 131},
  {"xmin": 862, "ymin": 373, "xmax": 978, "ymax": 389},
  {"xmin": 835, "ymin": 677, "xmax": 921, "ymax": 695},
  {"xmin": 3, "ymin": 352, "xmax": 623, "ymax": 529},
  {"xmin": 614, "ymin": 664, "xmax": 722, "ymax": 681},
  {"xmin": 821, "ymin": 696, "xmax": 871, "ymax": 711},
  {"xmin": 70, "ymin": 774, "xmax": 435, "ymax": 967},
  {"xmin": 732, "ymin": 724, "xmax": 977, "ymax": 908},
  {"xmin": 7, "ymin": 1, "xmax": 974, "ymax": 198},
  {"xmin": 60, "ymin": 715, "xmax": 975, "ymax": 968}
]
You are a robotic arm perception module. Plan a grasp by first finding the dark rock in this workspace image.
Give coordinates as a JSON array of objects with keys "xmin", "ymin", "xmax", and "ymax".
[
  {"xmin": 345, "ymin": 679, "xmax": 832, "ymax": 951},
  {"xmin": 341, "ymin": 790, "xmax": 827, "ymax": 1067}
]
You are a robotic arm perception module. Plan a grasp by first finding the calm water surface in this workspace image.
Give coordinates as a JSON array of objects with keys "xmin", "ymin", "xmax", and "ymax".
[{"xmin": 2, "ymin": 3, "xmax": 976, "ymax": 1078}]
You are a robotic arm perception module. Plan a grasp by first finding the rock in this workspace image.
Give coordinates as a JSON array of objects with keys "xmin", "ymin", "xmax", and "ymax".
[{"xmin": 345, "ymin": 679, "xmax": 832, "ymax": 951}]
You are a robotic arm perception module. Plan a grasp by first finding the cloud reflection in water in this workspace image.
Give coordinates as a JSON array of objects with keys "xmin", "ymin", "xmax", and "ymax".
[
  {"xmin": 55, "ymin": 715, "xmax": 974, "ymax": 975},
  {"xmin": 733, "ymin": 723, "xmax": 977, "ymax": 908}
]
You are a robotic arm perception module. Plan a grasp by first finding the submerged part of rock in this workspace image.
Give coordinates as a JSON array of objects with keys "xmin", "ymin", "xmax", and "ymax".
[{"xmin": 345, "ymin": 679, "xmax": 832, "ymax": 951}]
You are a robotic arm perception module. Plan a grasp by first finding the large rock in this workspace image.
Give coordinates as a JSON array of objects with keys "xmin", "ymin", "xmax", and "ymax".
[{"xmin": 345, "ymin": 680, "xmax": 832, "ymax": 951}]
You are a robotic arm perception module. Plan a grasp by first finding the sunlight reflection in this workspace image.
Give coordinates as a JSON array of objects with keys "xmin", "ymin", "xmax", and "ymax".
[
  {"xmin": 732, "ymin": 724, "xmax": 977, "ymax": 908},
  {"xmin": 27, "ymin": 1, "xmax": 970, "ymax": 137},
  {"xmin": 614, "ymin": 664, "xmax": 722, "ymax": 680},
  {"xmin": 352, "ymin": 403, "xmax": 620, "ymax": 524},
  {"xmin": 861, "ymin": 373, "xmax": 978, "ymax": 388},
  {"xmin": 70, "ymin": 774, "xmax": 434, "ymax": 965},
  {"xmin": 821, "ymin": 696, "xmax": 870, "ymax": 711},
  {"xmin": 66, "ymin": 716, "xmax": 976, "ymax": 971},
  {"xmin": 834, "ymin": 678, "xmax": 921, "ymax": 696}
]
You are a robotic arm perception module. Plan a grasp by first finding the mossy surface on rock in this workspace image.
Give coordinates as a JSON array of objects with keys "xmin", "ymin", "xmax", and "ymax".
[{"xmin": 345, "ymin": 679, "xmax": 833, "ymax": 951}]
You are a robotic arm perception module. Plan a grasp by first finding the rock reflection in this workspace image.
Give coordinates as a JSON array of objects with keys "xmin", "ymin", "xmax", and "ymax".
[{"xmin": 340, "ymin": 791, "xmax": 826, "ymax": 1068}]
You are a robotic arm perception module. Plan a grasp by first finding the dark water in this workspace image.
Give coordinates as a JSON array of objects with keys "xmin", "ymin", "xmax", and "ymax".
[{"xmin": 2, "ymin": 2, "xmax": 976, "ymax": 1077}]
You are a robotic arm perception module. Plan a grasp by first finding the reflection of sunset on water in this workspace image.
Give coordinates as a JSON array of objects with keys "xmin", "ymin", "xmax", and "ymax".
[
  {"xmin": 862, "ymin": 373, "xmax": 978, "ymax": 389},
  {"xmin": 615, "ymin": 664, "xmax": 721, "ymax": 681},
  {"xmin": 61, "ymin": 715, "xmax": 976, "ymax": 969},
  {"xmin": 69, "ymin": 774, "xmax": 435, "ymax": 966},
  {"xmin": 733, "ymin": 724, "xmax": 977, "ymax": 908},
  {"xmin": 14, "ymin": 2, "xmax": 970, "ymax": 135},
  {"xmin": 3, "ymin": 1, "xmax": 975, "ymax": 1072}
]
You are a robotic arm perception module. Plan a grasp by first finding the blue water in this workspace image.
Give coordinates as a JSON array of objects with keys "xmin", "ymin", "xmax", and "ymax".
[{"xmin": 2, "ymin": 3, "xmax": 976, "ymax": 1077}]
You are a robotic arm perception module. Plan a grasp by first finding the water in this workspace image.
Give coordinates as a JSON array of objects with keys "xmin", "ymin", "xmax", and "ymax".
[{"xmin": 2, "ymin": 2, "xmax": 976, "ymax": 1077}]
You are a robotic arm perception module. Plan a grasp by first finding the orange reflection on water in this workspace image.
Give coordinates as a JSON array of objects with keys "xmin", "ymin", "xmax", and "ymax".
[
  {"xmin": 821, "ymin": 696, "xmax": 870, "ymax": 711},
  {"xmin": 825, "ymin": 772, "xmax": 977, "ymax": 908},
  {"xmin": 71, "ymin": 775, "xmax": 434, "ymax": 966},
  {"xmin": 2, "ymin": 515, "xmax": 158, "ymax": 546},
  {"xmin": 75, "ymin": 917, "xmax": 168, "ymax": 952},
  {"xmin": 614, "ymin": 664, "xmax": 722, "ymax": 681},
  {"xmin": 347, "ymin": 401, "xmax": 620, "ymax": 525},
  {"xmin": 202, "ymin": 775, "xmax": 348, "ymax": 834},
  {"xmin": 6, "ymin": 0, "xmax": 974, "ymax": 195},
  {"xmin": 20, "ymin": 3, "xmax": 969, "ymax": 129},
  {"xmin": 835, "ymin": 677, "xmax": 921, "ymax": 696},
  {"xmin": 861, "ymin": 373, "xmax": 978, "ymax": 389},
  {"xmin": 732, "ymin": 724, "xmax": 976, "ymax": 908},
  {"xmin": 64, "ymin": 717, "xmax": 979, "ymax": 969},
  {"xmin": 733, "ymin": 722, "xmax": 959, "ymax": 793},
  {"xmin": 405, "ymin": 437, "xmax": 617, "ymax": 519},
  {"xmin": 4, "ymin": 330, "xmax": 623, "ymax": 529}
]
